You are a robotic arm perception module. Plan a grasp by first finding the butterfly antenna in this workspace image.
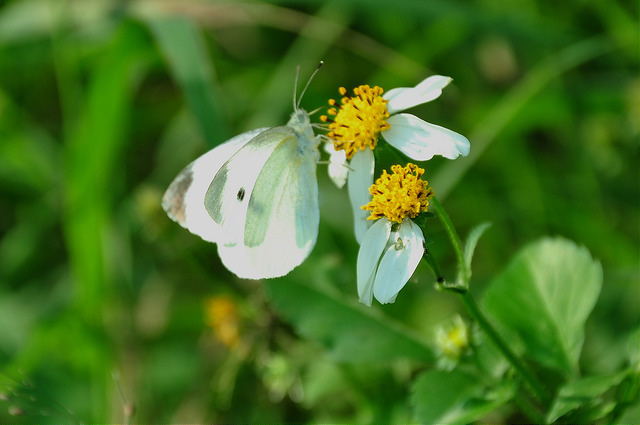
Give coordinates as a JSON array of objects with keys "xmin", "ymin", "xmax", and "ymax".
[
  {"xmin": 296, "ymin": 61, "xmax": 324, "ymax": 110},
  {"xmin": 293, "ymin": 65, "xmax": 302, "ymax": 111}
]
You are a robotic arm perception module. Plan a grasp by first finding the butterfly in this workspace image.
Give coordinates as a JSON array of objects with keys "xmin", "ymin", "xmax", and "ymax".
[{"xmin": 162, "ymin": 65, "xmax": 323, "ymax": 279}]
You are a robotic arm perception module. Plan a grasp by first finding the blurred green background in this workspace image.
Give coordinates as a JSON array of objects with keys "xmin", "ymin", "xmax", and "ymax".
[{"xmin": 0, "ymin": 0, "xmax": 637, "ymax": 422}]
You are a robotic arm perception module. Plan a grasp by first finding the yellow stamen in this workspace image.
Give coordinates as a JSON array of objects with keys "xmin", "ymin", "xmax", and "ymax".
[
  {"xmin": 320, "ymin": 85, "xmax": 390, "ymax": 159},
  {"xmin": 362, "ymin": 163, "xmax": 434, "ymax": 223},
  {"xmin": 443, "ymin": 327, "xmax": 467, "ymax": 356}
]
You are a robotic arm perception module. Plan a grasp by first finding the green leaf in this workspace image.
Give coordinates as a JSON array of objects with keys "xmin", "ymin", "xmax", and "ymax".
[
  {"xmin": 473, "ymin": 332, "xmax": 510, "ymax": 380},
  {"xmin": 617, "ymin": 395, "xmax": 640, "ymax": 425},
  {"xmin": 483, "ymin": 237, "xmax": 602, "ymax": 376},
  {"xmin": 148, "ymin": 17, "xmax": 229, "ymax": 146},
  {"xmin": 266, "ymin": 279, "xmax": 433, "ymax": 363},
  {"xmin": 546, "ymin": 370, "xmax": 632, "ymax": 423},
  {"xmin": 64, "ymin": 22, "xmax": 149, "ymax": 321},
  {"xmin": 612, "ymin": 367, "xmax": 640, "ymax": 423},
  {"xmin": 463, "ymin": 222, "xmax": 492, "ymax": 279},
  {"xmin": 411, "ymin": 369, "xmax": 513, "ymax": 423}
]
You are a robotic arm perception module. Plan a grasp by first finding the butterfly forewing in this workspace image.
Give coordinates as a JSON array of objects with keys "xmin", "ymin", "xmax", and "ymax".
[
  {"xmin": 204, "ymin": 126, "xmax": 296, "ymax": 245},
  {"xmin": 162, "ymin": 127, "xmax": 267, "ymax": 242},
  {"xmin": 241, "ymin": 128, "xmax": 319, "ymax": 276}
]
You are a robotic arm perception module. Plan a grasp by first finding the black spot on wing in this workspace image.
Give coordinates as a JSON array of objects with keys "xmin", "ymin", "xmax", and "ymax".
[{"xmin": 237, "ymin": 187, "xmax": 246, "ymax": 201}]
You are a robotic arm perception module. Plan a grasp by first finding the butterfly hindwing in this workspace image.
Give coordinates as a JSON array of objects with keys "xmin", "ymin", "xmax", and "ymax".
[{"xmin": 230, "ymin": 129, "xmax": 319, "ymax": 277}]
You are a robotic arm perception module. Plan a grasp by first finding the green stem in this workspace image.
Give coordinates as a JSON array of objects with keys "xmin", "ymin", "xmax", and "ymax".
[
  {"xmin": 431, "ymin": 196, "xmax": 551, "ymax": 407},
  {"xmin": 422, "ymin": 248, "xmax": 445, "ymax": 284},
  {"xmin": 431, "ymin": 197, "xmax": 468, "ymax": 290},
  {"xmin": 458, "ymin": 291, "xmax": 551, "ymax": 406}
]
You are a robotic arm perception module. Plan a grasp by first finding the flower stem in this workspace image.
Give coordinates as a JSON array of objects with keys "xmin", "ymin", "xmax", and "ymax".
[
  {"xmin": 422, "ymin": 248, "xmax": 445, "ymax": 284},
  {"xmin": 457, "ymin": 291, "xmax": 551, "ymax": 406},
  {"xmin": 430, "ymin": 197, "xmax": 467, "ymax": 289},
  {"xmin": 431, "ymin": 196, "xmax": 551, "ymax": 407},
  {"xmin": 431, "ymin": 197, "xmax": 465, "ymax": 271}
]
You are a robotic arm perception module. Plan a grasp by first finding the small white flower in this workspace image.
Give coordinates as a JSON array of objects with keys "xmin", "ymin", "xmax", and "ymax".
[
  {"xmin": 356, "ymin": 163, "xmax": 433, "ymax": 306},
  {"xmin": 434, "ymin": 315, "xmax": 470, "ymax": 370},
  {"xmin": 322, "ymin": 76, "xmax": 470, "ymax": 242},
  {"xmin": 357, "ymin": 218, "xmax": 425, "ymax": 306}
]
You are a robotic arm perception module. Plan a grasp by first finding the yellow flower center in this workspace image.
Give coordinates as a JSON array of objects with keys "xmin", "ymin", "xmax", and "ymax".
[
  {"xmin": 436, "ymin": 317, "xmax": 469, "ymax": 359},
  {"xmin": 320, "ymin": 85, "xmax": 390, "ymax": 159},
  {"xmin": 442, "ymin": 327, "xmax": 468, "ymax": 356},
  {"xmin": 362, "ymin": 163, "xmax": 434, "ymax": 223}
]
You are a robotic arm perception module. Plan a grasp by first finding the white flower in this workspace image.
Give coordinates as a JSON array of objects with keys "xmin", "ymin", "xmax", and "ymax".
[
  {"xmin": 322, "ymin": 76, "xmax": 470, "ymax": 242},
  {"xmin": 323, "ymin": 141, "xmax": 348, "ymax": 189},
  {"xmin": 357, "ymin": 218, "xmax": 425, "ymax": 306},
  {"xmin": 356, "ymin": 163, "xmax": 433, "ymax": 306}
]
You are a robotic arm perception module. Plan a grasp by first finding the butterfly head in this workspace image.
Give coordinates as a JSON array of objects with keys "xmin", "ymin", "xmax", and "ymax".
[{"xmin": 288, "ymin": 108, "xmax": 316, "ymax": 144}]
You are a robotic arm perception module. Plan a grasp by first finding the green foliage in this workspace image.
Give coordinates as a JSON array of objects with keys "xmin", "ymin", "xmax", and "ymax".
[
  {"xmin": 462, "ymin": 222, "xmax": 492, "ymax": 279},
  {"xmin": 149, "ymin": 17, "xmax": 230, "ymax": 146},
  {"xmin": 411, "ymin": 236, "xmax": 635, "ymax": 424},
  {"xmin": 267, "ymin": 277, "xmax": 433, "ymax": 363},
  {"xmin": 411, "ymin": 369, "xmax": 514, "ymax": 424},
  {"xmin": 483, "ymin": 237, "xmax": 602, "ymax": 376},
  {"xmin": 546, "ymin": 370, "xmax": 637, "ymax": 423}
]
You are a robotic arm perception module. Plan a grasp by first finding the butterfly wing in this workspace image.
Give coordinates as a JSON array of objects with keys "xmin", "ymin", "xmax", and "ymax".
[
  {"xmin": 168, "ymin": 109, "xmax": 319, "ymax": 279},
  {"xmin": 204, "ymin": 126, "xmax": 297, "ymax": 246},
  {"xmin": 205, "ymin": 119, "xmax": 319, "ymax": 279},
  {"xmin": 238, "ymin": 132, "xmax": 319, "ymax": 277},
  {"xmin": 162, "ymin": 127, "xmax": 268, "ymax": 242}
]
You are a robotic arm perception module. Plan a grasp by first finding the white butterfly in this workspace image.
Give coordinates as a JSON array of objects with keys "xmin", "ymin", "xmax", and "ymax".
[{"xmin": 162, "ymin": 66, "xmax": 322, "ymax": 279}]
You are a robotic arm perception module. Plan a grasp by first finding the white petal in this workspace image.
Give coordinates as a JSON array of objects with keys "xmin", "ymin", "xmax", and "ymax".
[
  {"xmin": 373, "ymin": 220, "xmax": 425, "ymax": 304},
  {"xmin": 347, "ymin": 148, "xmax": 375, "ymax": 243},
  {"xmin": 356, "ymin": 219, "xmax": 392, "ymax": 306},
  {"xmin": 385, "ymin": 114, "xmax": 470, "ymax": 161},
  {"xmin": 324, "ymin": 142, "xmax": 348, "ymax": 189},
  {"xmin": 385, "ymin": 75, "xmax": 452, "ymax": 114}
]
